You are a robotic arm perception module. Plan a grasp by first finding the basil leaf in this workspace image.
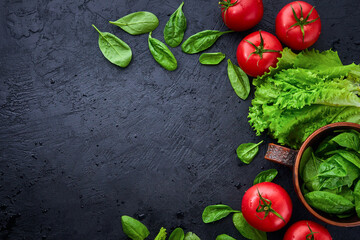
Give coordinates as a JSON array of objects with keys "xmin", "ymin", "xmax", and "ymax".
[
  {"xmin": 92, "ymin": 25, "xmax": 132, "ymax": 68},
  {"xmin": 199, "ymin": 52, "xmax": 225, "ymax": 65},
  {"xmin": 121, "ymin": 215, "xmax": 150, "ymax": 240},
  {"xmin": 154, "ymin": 227, "xmax": 167, "ymax": 240},
  {"xmin": 253, "ymin": 169, "xmax": 278, "ymax": 185},
  {"xmin": 331, "ymin": 131, "xmax": 360, "ymax": 151},
  {"xmin": 236, "ymin": 140, "xmax": 263, "ymax": 164},
  {"xmin": 181, "ymin": 30, "xmax": 233, "ymax": 54},
  {"xmin": 227, "ymin": 59, "xmax": 250, "ymax": 100},
  {"xmin": 354, "ymin": 180, "xmax": 360, "ymax": 217},
  {"xmin": 304, "ymin": 191, "xmax": 354, "ymax": 214},
  {"xmin": 232, "ymin": 212, "xmax": 267, "ymax": 240},
  {"xmin": 184, "ymin": 232, "xmax": 200, "ymax": 240},
  {"xmin": 148, "ymin": 32, "xmax": 177, "ymax": 71},
  {"xmin": 202, "ymin": 204, "xmax": 240, "ymax": 223},
  {"xmin": 169, "ymin": 228, "xmax": 185, "ymax": 240},
  {"xmin": 109, "ymin": 11, "xmax": 159, "ymax": 35},
  {"xmin": 216, "ymin": 234, "xmax": 236, "ymax": 240},
  {"xmin": 164, "ymin": 2, "xmax": 187, "ymax": 47}
]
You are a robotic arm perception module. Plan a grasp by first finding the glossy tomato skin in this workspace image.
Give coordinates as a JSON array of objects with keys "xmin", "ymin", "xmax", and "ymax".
[
  {"xmin": 221, "ymin": 0, "xmax": 264, "ymax": 31},
  {"xmin": 283, "ymin": 220, "xmax": 332, "ymax": 240},
  {"xmin": 241, "ymin": 182, "xmax": 292, "ymax": 232},
  {"xmin": 236, "ymin": 31, "xmax": 282, "ymax": 77},
  {"xmin": 276, "ymin": 1, "xmax": 321, "ymax": 50}
]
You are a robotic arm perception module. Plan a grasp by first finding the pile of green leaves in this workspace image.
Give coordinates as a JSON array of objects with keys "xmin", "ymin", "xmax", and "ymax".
[
  {"xmin": 248, "ymin": 48, "xmax": 360, "ymax": 149},
  {"xmin": 300, "ymin": 129, "xmax": 360, "ymax": 218}
]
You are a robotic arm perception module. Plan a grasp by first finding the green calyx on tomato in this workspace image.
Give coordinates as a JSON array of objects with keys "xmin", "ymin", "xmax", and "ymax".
[
  {"xmin": 289, "ymin": 3, "xmax": 319, "ymax": 42},
  {"xmin": 305, "ymin": 222, "xmax": 318, "ymax": 240},
  {"xmin": 219, "ymin": 0, "xmax": 238, "ymax": 12},
  {"xmin": 245, "ymin": 31, "xmax": 280, "ymax": 66},
  {"xmin": 256, "ymin": 188, "xmax": 285, "ymax": 222}
]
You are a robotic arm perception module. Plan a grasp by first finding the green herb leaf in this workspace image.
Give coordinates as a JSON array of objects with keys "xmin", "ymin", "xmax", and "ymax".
[
  {"xmin": 227, "ymin": 59, "xmax": 250, "ymax": 100},
  {"xmin": 253, "ymin": 169, "xmax": 278, "ymax": 185},
  {"xmin": 216, "ymin": 234, "xmax": 237, "ymax": 240},
  {"xmin": 330, "ymin": 131, "xmax": 360, "ymax": 152},
  {"xmin": 232, "ymin": 212, "xmax": 267, "ymax": 240},
  {"xmin": 169, "ymin": 228, "xmax": 185, "ymax": 240},
  {"xmin": 236, "ymin": 141, "xmax": 263, "ymax": 164},
  {"xmin": 148, "ymin": 32, "xmax": 177, "ymax": 71},
  {"xmin": 181, "ymin": 30, "xmax": 233, "ymax": 54},
  {"xmin": 92, "ymin": 25, "xmax": 132, "ymax": 68},
  {"xmin": 304, "ymin": 191, "xmax": 354, "ymax": 214},
  {"xmin": 154, "ymin": 227, "xmax": 167, "ymax": 240},
  {"xmin": 199, "ymin": 52, "xmax": 225, "ymax": 65},
  {"xmin": 164, "ymin": 2, "xmax": 187, "ymax": 47},
  {"xmin": 121, "ymin": 215, "xmax": 150, "ymax": 240},
  {"xmin": 109, "ymin": 11, "xmax": 159, "ymax": 35},
  {"xmin": 202, "ymin": 204, "xmax": 240, "ymax": 223},
  {"xmin": 184, "ymin": 232, "xmax": 200, "ymax": 240}
]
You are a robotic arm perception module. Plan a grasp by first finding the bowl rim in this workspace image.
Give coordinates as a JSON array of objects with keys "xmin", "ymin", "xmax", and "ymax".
[{"xmin": 293, "ymin": 122, "xmax": 360, "ymax": 227}]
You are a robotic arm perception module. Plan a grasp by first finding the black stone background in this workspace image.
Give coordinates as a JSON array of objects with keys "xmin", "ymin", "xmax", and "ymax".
[{"xmin": 1, "ymin": 0, "xmax": 360, "ymax": 239}]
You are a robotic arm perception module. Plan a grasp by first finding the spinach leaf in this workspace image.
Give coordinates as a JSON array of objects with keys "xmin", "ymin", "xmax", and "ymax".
[
  {"xmin": 199, "ymin": 52, "xmax": 225, "ymax": 65},
  {"xmin": 236, "ymin": 141, "xmax": 263, "ymax": 164},
  {"xmin": 315, "ymin": 136, "xmax": 337, "ymax": 157},
  {"xmin": 354, "ymin": 180, "xmax": 360, "ymax": 217},
  {"xmin": 216, "ymin": 234, "xmax": 236, "ymax": 240},
  {"xmin": 323, "ymin": 186, "xmax": 354, "ymax": 203},
  {"xmin": 304, "ymin": 191, "xmax": 354, "ymax": 214},
  {"xmin": 326, "ymin": 149, "xmax": 360, "ymax": 169},
  {"xmin": 148, "ymin": 32, "xmax": 177, "ymax": 71},
  {"xmin": 181, "ymin": 30, "xmax": 233, "ymax": 54},
  {"xmin": 121, "ymin": 215, "xmax": 150, "ymax": 240},
  {"xmin": 164, "ymin": 2, "xmax": 187, "ymax": 47},
  {"xmin": 299, "ymin": 147, "xmax": 313, "ymax": 179},
  {"xmin": 331, "ymin": 131, "xmax": 360, "ymax": 151},
  {"xmin": 154, "ymin": 227, "xmax": 167, "ymax": 240},
  {"xmin": 92, "ymin": 25, "xmax": 132, "ymax": 68},
  {"xmin": 232, "ymin": 212, "xmax": 267, "ymax": 240},
  {"xmin": 169, "ymin": 228, "xmax": 185, "ymax": 240},
  {"xmin": 227, "ymin": 59, "xmax": 250, "ymax": 100},
  {"xmin": 184, "ymin": 232, "xmax": 200, "ymax": 240},
  {"xmin": 109, "ymin": 11, "xmax": 159, "ymax": 35},
  {"xmin": 202, "ymin": 204, "xmax": 240, "ymax": 223},
  {"xmin": 253, "ymin": 169, "xmax": 278, "ymax": 185},
  {"xmin": 318, "ymin": 155, "xmax": 348, "ymax": 177},
  {"xmin": 303, "ymin": 153, "xmax": 322, "ymax": 191}
]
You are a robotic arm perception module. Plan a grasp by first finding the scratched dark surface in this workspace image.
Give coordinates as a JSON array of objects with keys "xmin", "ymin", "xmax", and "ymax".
[{"xmin": 1, "ymin": 0, "xmax": 360, "ymax": 239}]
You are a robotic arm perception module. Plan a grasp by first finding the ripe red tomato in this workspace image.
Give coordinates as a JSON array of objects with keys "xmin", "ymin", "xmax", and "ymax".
[
  {"xmin": 241, "ymin": 182, "xmax": 292, "ymax": 232},
  {"xmin": 220, "ymin": 0, "xmax": 264, "ymax": 31},
  {"xmin": 236, "ymin": 30, "xmax": 282, "ymax": 77},
  {"xmin": 284, "ymin": 220, "xmax": 332, "ymax": 240},
  {"xmin": 275, "ymin": 1, "xmax": 321, "ymax": 50}
]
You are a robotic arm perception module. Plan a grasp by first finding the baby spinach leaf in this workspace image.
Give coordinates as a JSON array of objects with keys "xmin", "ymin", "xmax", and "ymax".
[
  {"xmin": 299, "ymin": 147, "xmax": 313, "ymax": 179},
  {"xmin": 227, "ymin": 59, "xmax": 250, "ymax": 100},
  {"xmin": 253, "ymin": 169, "xmax": 278, "ymax": 185},
  {"xmin": 148, "ymin": 32, "xmax": 177, "ymax": 71},
  {"xmin": 92, "ymin": 25, "xmax": 132, "ymax": 68},
  {"xmin": 327, "ymin": 149, "xmax": 360, "ymax": 169},
  {"xmin": 216, "ymin": 234, "xmax": 236, "ymax": 240},
  {"xmin": 331, "ymin": 131, "xmax": 360, "ymax": 151},
  {"xmin": 304, "ymin": 191, "xmax": 354, "ymax": 214},
  {"xmin": 199, "ymin": 52, "xmax": 225, "ymax": 65},
  {"xmin": 154, "ymin": 227, "xmax": 167, "ymax": 240},
  {"xmin": 315, "ymin": 136, "xmax": 337, "ymax": 157},
  {"xmin": 109, "ymin": 11, "xmax": 159, "ymax": 35},
  {"xmin": 202, "ymin": 204, "xmax": 240, "ymax": 223},
  {"xmin": 164, "ymin": 2, "xmax": 187, "ymax": 47},
  {"xmin": 169, "ymin": 228, "xmax": 185, "ymax": 240},
  {"xmin": 232, "ymin": 212, "xmax": 267, "ymax": 240},
  {"xmin": 236, "ymin": 140, "xmax": 263, "ymax": 164},
  {"xmin": 354, "ymin": 180, "xmax": 360, "ymax": 217},
  {"xmin": 318, "ymin": 154, "xmax": 348, "ymax": 177},
  {"xmin": 184, "ymin": 232, "xmax": 200, "ymax": 240},
  {"xmin": 121, "ymin": 215, "xmax": 150, "ymax": 240},
  {"xmin": 181, "ymin": 30, "xmax": 233, "ymax": 54}
]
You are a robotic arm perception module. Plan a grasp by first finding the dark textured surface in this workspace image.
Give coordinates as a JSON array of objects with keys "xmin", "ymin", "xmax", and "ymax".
[{"xmin": 1, "ymin": 0, "xmax": 360, "ymax": 239}]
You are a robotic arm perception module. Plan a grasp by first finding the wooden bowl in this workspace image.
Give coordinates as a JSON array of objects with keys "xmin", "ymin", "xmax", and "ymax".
[{"xmin": 265, "ymin": 122, "xmax": 360, "ymax": 227}]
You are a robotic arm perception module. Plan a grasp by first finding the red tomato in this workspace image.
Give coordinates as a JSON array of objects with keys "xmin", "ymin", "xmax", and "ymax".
[
  {"xmin": 284, "ymin": 220, "xmax": 332, "ymax": 240},
  {"xmin": 276, "ymin": 1, "xmax": 321, "ymax": 50},
  {"xmin": 220, "ymin": 0, "xmax": 263, "ymax": 31},
  {"xmin": 241, "ymin": 182, "xmax": 292, "ymax": 232},
  {"xmin": 236, "ymin": 30, "xmax": 282, "ymax": 77}
]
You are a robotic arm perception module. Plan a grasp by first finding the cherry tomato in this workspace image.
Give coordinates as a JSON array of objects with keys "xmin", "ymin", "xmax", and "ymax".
[
  {"xmin": 241, "ymin": 182, "xmax": 292, "ymax": 232},
  {"xmin": 276, "ymin": 1, "xmax": 321, "ymax": 50},
  {"xmin": 220, "ymin": 0, "xmax": 264, "ymax": 31},
  {"xmin": 284, "ymin": 220, "xmax": 332, "ymax": 240},
  {"xmin": 236, "ymin": 30, "xmax": 282, "ymax": 77}
]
